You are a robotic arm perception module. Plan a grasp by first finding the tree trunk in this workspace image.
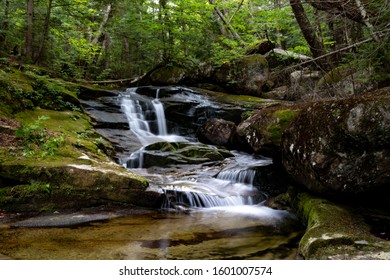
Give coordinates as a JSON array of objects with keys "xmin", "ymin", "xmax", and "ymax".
[
  {"xmin": 274, "ymin": 0, "xmax": 286, "ymax": 48},
  {"xmin": 307, "ymin": 0, "xmax": 381, "ymax": 25},
  {"xmin": 91, "ymin": 4, "xmax": 112, "ymax": 45},
  {"xmin": 290, "ymin": 0, "xmax": 325, "ymax": 59},
  {"xmin": 289, "ymin": 0, "xmax": 335, "ymax": 70},
  {"xmin": 227, "ymin": 0, "xmax": 245, "ymax": 25},
  {"xmin": 34, "ymin": 0, "xmax": 53, "ymax": 64},
  {"xmin": 159, "ymin": 0, "xmax": 170, "ymax": 62},
  {"xmin": 25, "ymin": 0, "xmax": 34, "ymax": 61},
  {"xmin": 0, "ymin": 0, "xmax": 10, "ymax": 51},
  {"xmin": 354, "ymin": 0, "xmax": 379, "ymax": 42},
  {"xmin": 208, "ymin": 0, "xmax": 246, "ymax": 46}
]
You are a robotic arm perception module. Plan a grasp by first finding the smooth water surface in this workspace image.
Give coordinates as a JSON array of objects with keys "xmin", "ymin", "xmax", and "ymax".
[{"xmin": 0, "ymin": 207, "xmax": 301, "ymax": 260}]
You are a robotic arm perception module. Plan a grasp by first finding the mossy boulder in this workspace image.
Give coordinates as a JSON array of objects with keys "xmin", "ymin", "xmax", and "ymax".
[
  {"xmin": 293, "ymin": 192, "xmax": 390, "ymax": 259},
  {"xmin": 245, "ymin": 40, "xmax": 276, "ymax": 55},
  {"xmin": 0, "ymin": 108, "xmax": 153, "ymax": 212},
  {"xmin": 0, "ymin": 160, "xmax": 152, "ymax": 212},
  {"xmin": 213, "ymin": 54, "xmax": 269, "ymax": 96},
  {"xmin": 0, "ymin": 66, "xmax": 155, "ymax": 213},
  {"xmin": 139, "ymin": 141, "xmax": 234, "ymax": 168},
  {"xmin": 282, "ymin": 88, "xmax": 390, "ymax": 196},
  {"xmin": 316, "ymin": 66, "xmax": 376, "ymax": 97},
  {"xmin": 236, "ymin": 105, "xmax": 301, "ymax": 156},
  {"xmin": 149, "ymin": 65, "xmax": 187, "ymax": 85},
  {"xmin": 0, "ymin": 68, "xmax": 81, "ymax": 115}
]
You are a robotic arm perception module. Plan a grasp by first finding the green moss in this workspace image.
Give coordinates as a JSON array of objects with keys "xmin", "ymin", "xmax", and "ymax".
[
  {"xmin": 317, "ymin": 66, "xmax": 356, "ymax": 87},
  {"xmin": 150, "ymin": 66, "xmax": 186, "ymax": 84},
  {"xmin": 293, "ymin": 192, "xmax": 387, "ymax": 259},
  {"xmin": 193, "ymin": 87, "xmax": 280, "ymax": 110},
  {"xmin": 0, "ymin": 64, "xmax": 152, "ymax": 212},
  {"xmin": 268, "ymin": 109, "xmax": 300, "ymax": 144}
]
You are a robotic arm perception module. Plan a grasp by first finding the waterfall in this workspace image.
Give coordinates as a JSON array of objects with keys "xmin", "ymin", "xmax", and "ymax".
[
  {"xmin": 121, "ymin": 97, "xmax": 152, "ymax": 137},
  {"xmin": 152, "ymin": 89, "xmax": 167, "ymax": 135},
  {"xmin": 217, "ymin": 169, "xmax": 257, "ymax": 185},
  {"xmin": 120, "ymin": 87, "xmax": 270, "ymax": 210},
  {"xmin": 161, "ymin": 188, "xmax": 254, "ymax": 209},
  {"xmin": 121, "ymin": 88, "xmax": 186, "ymax": 146}
]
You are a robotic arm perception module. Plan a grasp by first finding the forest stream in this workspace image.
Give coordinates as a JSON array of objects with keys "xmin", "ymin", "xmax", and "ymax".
[{"xmin": 0, "ymin": 86, "xmax": 303, "ymax": 260}]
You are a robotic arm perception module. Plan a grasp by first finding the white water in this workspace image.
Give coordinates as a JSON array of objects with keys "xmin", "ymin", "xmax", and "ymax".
[
  {"xmin": 120, "ymin": 88, "xmax": 186, "ymax": 146},
  {"xmin": 121, "ymin": 87, "xmax": 275, "ymax": 211}
]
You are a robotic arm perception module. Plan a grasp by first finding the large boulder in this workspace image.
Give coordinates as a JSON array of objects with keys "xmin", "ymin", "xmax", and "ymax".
[
  {"xmin": 149, "ymin": 66, "xmax": 187, "ymax": 85},
  {"xmin": 281, "ymin": 88, "xmax": 390, "ymax": 196},
  {"xmin": 213, "ymin": 54, "xmax": 269, "ymax": 96},
  {"xmin": 237, "ymin": 106, "xmax": 301, "ymax": 156},
  {"xmin": 0, "ymin": 159, "xmax": 156, "ymax": 212}
]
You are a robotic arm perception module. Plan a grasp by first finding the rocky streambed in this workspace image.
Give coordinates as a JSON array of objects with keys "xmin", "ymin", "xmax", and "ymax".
[{"xmin": 0, "ymin": 73, "xmax": 389, "ymax": 259}]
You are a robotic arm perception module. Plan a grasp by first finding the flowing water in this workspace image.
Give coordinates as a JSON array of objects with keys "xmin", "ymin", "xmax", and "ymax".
[{"xmin": 0, "ymin": 86, "xmax": 303, "ymax": 260}]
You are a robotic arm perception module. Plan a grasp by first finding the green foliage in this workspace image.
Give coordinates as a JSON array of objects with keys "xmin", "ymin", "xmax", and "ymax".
[
  {"xmin": 26, "ymin": 181, "xmax": 52, "ymax": 195},
  {"xmin": 22, "ymin": 72, "xmax": 80, "ymax": 111},
  {"xmin": 0, "ymin": 0, "xmax": 388, "ymax": 85},
  {"xmin": 15, "ymin": 115, "xmax": 65, "ymax": 158}
]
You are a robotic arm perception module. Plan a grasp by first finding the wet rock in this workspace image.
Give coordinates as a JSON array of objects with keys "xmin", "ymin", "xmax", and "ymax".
[
  {"xmin": 140, "ymin": 141, "xmax": 234, "ymax": 168},
  {"xmin": 0, "ymin": 160, "xmax": 154, "ymax": 212},
  {"xmin": 293, "ymin": 192, "xmax": 390, "ymax": 259},
  {"xmin": 237, "ymin": 106, "xmax": 300, "ymax": 156},
  {"xmin": 282, "ymin": 88, "xmax": 390, "ymax": 196},
  {"xmin": 80, "ymin": 92, "xmax": 143, "ymax": 159},
  {"xmin": 197, "ymin": 118, "xmax": 238, "ymax": 148},
  {"xmin": 11, "ymin": 212, "xmax": 121, "ymax": 228}
]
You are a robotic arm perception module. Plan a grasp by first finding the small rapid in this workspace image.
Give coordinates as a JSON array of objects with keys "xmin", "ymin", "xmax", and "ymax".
[{"xmin": 120, "ymin": 87, "xmax": 274, "ymax": 211}]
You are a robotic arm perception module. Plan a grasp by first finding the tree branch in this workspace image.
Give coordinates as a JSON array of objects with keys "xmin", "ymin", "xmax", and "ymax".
[
  {"xmin": 227, "ymin": 0, "xmax": 245, "ymax": 25},
  {"xmin": 280, "ymin": 28, "xmax": 390, "ymax": 72}
]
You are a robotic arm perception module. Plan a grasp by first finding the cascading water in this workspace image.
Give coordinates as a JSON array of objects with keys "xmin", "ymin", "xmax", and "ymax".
[
  {"xmin": 120, "ymin": 87, "xmax": 272, "ymax": 210},
  {"xmin": 152, "ymin": 89, "xmax": 168, "ymax": 135},
  {"xmin": 0, "ymin": 86, "xmax": 302, "ymax": 261},
  {"xmin": 121, "ymin": 88, "xmax": 187, "ymax": 144}
]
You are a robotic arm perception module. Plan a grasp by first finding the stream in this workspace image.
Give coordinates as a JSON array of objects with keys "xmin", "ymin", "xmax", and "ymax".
[{"xmin": 0, "ymin": 86, "xmax": 303, "ymax": 260}]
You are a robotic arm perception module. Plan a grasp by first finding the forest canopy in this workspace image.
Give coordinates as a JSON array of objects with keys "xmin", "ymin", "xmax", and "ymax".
[{"xmin": 0, "ymin": 0, "xmax": 388, "ymax": 84}]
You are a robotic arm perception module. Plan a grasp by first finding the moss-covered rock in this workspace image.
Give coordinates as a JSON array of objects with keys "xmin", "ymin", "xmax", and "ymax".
[
  {"xmin": 0, "ymin": 108, "xmax": 153, "ymax": 212},
  {"xmin": 293, "ymin": 192, "xmax": 390, "ymax": 259},
  {"xmin": 140, "ymin": 141, "xmax": 234, "ymax": 168},
  {"xmin": 0, "ymin": 65, "xmax": 154, "ymax": 213},
  {"xmin": 0, "ymin": 160, "xmax": 151, "ymax": 212},
  {"xmin": 245, "ymin": 40, "xmax": 276, "ymax": 55},
  {"xmin": 213, "ymin": 54, "xmax": 269, "ymax": 96},
  {"xmin": 149, "ymin": 65, "xmax": 187, "ymax": 85},
  {"xmin": 265, "ymin": 48, "xmax": 311, "ymax": 70},
  {"xmin": 282, "ymin": 88, "xmax": 390, "ymax": 196},
  {"xmin": 236, "ymin": 105, "xmax": 301, "ymax": 155}
]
